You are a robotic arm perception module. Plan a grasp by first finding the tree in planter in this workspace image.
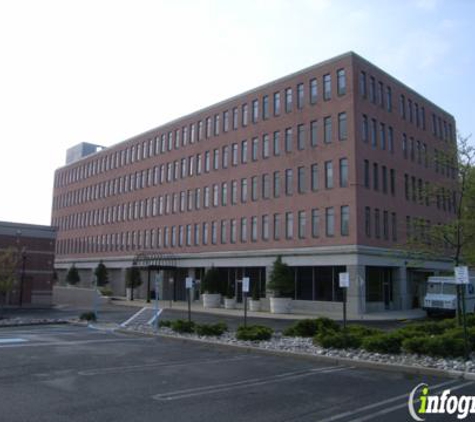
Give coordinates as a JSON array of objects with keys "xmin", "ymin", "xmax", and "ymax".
[
  {"xmin": 0, "ymin": 248, "xmax": 18, "ymax": 318},
  {"xmin": 94, "ymin": 260, "xmax": 109, "ymax": 287},
  {"xmin": 200, "ymin": 267, "xmax": 221, "ymax": 294},
  {"xmin": 226, "ymin": 282, "xmax": 235, "ymax": 299},
  {"xmin": 125, "ymin": 266, "xmax": 142, "ymax": 301},
  {"xmin": 267, "ymin": 256, "xmax": 294, "ymax": 298},
  {"xmin": 66, "ymin": 264, "xmax": 80, "ymax": 285},
  {"xmin": 251, "ymin": 282, "xmax": 260, "ymax": 301}
]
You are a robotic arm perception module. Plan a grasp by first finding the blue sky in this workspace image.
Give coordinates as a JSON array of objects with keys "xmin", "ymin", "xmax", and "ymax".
[{"xmin": 0, "ymin": 0, "xmax": 473, "ymax": 225}]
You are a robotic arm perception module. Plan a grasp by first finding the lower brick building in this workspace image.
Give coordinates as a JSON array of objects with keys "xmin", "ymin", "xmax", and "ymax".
[{"xmin": 0, "ymin": 221, "xmax": 56, "ymax": 306}]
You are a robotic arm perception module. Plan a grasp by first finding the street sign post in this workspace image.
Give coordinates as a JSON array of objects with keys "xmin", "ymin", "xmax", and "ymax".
[
  {"xmin": 339, "ymin": 273, "xmax": 349, "ymax": 329},
  {"xmin": 154, "ymin": 278, "xmax": 159, "ymax": 332},
  {"xmin": 185, "ymin": 277, "xmax": 193, "ymax": 323},
  {"xmin": 454, "ymin": 266, "xmax": 469, "ymax": 360},
  {"xmin": 242, "ymin": 277, "xmax": 250, "ymax": 328}
]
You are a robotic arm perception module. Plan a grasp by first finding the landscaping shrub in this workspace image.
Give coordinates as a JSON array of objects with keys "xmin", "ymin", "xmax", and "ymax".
[
  {"xmin": 402, "ymin": 331, "xmax": 466, "ymax": 358},
  {"xmin": 314, "ymin": 331, "xmax": 363, "ymax": 349},
  {"xmin": 158, "ymin": 320, "xmax": 172, "ymax": 328},
  {"xmin": 236, "ymin": 325, "xmax": 273, "ymax": 341},
  {"xmin": 99, "ymin": 286, "xmax": 113, "ymax": 297},
  {"xmin": 346, "ymin": 324, "xmax": 382, "ymax": 337},
  {"xmin": 362, "ymin": 332, "xmax": 403, "ymax": 354},
  {"xmin": 79, "ymin": 311, "xmax": 96, "ymax": 322},
  {"xmin": 283, "ymin": 317, "xmax": 340, "ymax": 337},
  {"xmin": 170, "ymin": 319, "xmax": 196, "ymax": 333},
  {"xmin": 195, "ymin": 322, "xmax": 228, "ymax": 336},
  {"xmin": 402, "ymin": 336, "xmax": 430, "ymax": 355}
]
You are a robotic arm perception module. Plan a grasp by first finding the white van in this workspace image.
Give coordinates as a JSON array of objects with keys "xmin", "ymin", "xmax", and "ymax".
[{"xmin": 423, "ymin": 276, "xmax": 475, "ymax": 316}]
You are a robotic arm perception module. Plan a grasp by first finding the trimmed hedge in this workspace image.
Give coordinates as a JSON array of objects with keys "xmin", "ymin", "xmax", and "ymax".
[
  {"xmin": 170, "ymin": 319, "xmax": 196, "ymax": 333},
  {"xmin": 158, "ymin": 320, "xmax": 172, "ymax": 328},
  {"xmin": 195, "ymin": 322, "xmax": 228, "ymax": 336},
  {"xmin": 362, "ymin": 332, "xmax": 403, "ymax": 355},
  {"xmin": 283, "ymin": 317, "xmax": 340, "ymax": 337},
  {"xmin": 314, "ymin": 330, "xmax": 363, "ymax": 349},
  {"xmin": 79, "ymin": 311, "xmax": 96, "ymax": 322},
  {"xmin": 236, "ymin": 325, "xmax": 273, "ymax": 341}
]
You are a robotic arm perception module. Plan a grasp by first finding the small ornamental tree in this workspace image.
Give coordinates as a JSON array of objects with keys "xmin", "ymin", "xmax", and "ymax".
[
  {"xmin": 94, "ymin": 261, "xmax": 109, "ymax": 287},
  {"xmin": 267, "ymin": 256, "xmax": 294, "ymax": 298},
  {"xmin": 125, "ymin": 266, "xmax": 142, "ymax": 301},
  {"xmin": 66, "ymin": 264, "xmax": 80, "ymax": 285},
  {"xmin": 200, "ymin": 267, "xmax": 221, "ymax": 294},
  {"xmin": 0, "ymin": 248, "xmax": 18, "ymax": 317}
]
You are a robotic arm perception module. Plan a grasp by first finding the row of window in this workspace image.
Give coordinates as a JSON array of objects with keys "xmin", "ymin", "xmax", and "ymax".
[
  {"xmin": 56, "ymin": 69, "xmax": 348, "ymax": 189},
  {"xmin": 359, "ymin": 70, "xmax": 455, "ymax": 143},
  {"xmin": 53, "ymin": 159, "xmax": 350, "ymax": 231},
  {"xmin": 363, "ymin": 161, "xmax": 396, "ymax": 195},
  {"xmin": 404, "ymin": 174, "xmax": 456, "ymax": 213},
  {"xmin": 364, "ymin": 207, "xmax": 398, "ymax": 241},
  {"xmin": 53, "ymin": 118, "xmax": 348, "ymax": 210},
  {"xmin": 56, "ymin": 205, "xmax": 350, "ymax": 255}
]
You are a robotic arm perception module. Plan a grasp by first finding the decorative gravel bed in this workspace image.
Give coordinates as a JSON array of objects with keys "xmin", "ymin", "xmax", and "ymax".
[
  {"xmin": 0, "ymin": 317, "xmax": 68, "ymax": 327},
  {"xmin": 128, "ymin": 325, "xmax": 475, "ymax": 374}
]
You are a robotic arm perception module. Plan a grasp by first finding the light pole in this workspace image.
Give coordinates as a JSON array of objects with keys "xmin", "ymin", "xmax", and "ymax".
[{"xmin": 19, "ymin": 247, "xmax": 26, "ymax": 307}]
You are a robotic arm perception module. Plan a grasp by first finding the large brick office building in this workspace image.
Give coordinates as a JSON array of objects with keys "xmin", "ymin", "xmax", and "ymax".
[{"xmin": 51, "ymin": 52, "xmax": 457, "ymax": 315}]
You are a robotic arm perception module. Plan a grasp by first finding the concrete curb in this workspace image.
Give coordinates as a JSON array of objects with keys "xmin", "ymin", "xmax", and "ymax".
[{"xmin": 116, "ymin": 328, "xmax": 471, "ymax": 381}]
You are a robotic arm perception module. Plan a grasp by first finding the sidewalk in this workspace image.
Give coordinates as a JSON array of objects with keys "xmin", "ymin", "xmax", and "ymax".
[{"xmin": 110, "ymin": 298, "xmax": 426, "ymax": 322}]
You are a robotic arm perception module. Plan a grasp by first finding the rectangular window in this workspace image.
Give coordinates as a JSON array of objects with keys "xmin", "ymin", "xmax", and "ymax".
[
  {"xmin": 391, "ymin": 212, "xmax": 397, "ymax": 241},
  {"xmin": 262, "ymin": 174, "xmax": 270, "ymax": 199},
  {"xmin": 204, "ymin": 186, "xmax": 210, "ymax": 208},
  {"xmin": 241, "ymin": 140, "xmax": 248, "ymax": 163},
  {"xmin": 285, "ymin": 169, "xmax": 293, "ymax": 195},
  {"xmin": 213, "ymin": 148, "xmax": 219, "ymax": 170},
  {"xmin": 298, "ymin": 211, "xmax": 306, "ymax": 239},
  {"xmin": 230, "ymin": 219, "xmax": 237, "ymax": 244},
  {"xmin": 252, "ymin": 99, "xmax": 259, "ymax": 123},
  {"xmin": 386, "ymin": 86, "xmax": 392, "ymax": 112},
  {"xmin": 362, "ymin": 115, "xmax": 368, "ymax": 142},
  {"xmin": 285, "ymin": 87, "xmax": 292, "ymax": 113},
  {"xmin": 324, "ymin": 116, "xmax": 332, "ymax": 143},
  {"xmin": 325, "ymin": 161, "xmax": 333, "ymax": 189},
  {"xmin": 204, "ymin": 151, "xmax": 210, "ymax": 173},
  {"xmin": 285, "ymin": 127, "xmax": 292, "ymax": 152},
  {"xmin": 337, "ymin": 69, "xmax": 346, "ymax": 96},
  {"xmin": 251, "ymin": 176, "xmax": 258, "ymax": 201},
  {"xmin": 297, "ymin": 83, "xmax": 304, "ymax": 109},
  {"xmin": 380, "ymin": 123, "xmax": 386, "ymax": 150},
  {"xmin": 285, "ymin": 212, "xmax": 294, "ymax": 239},
  {"xmin": 251, "ymin": 216, "xmax": 257, "ymax": 242},
  {"xmin": 223, "ymin": 110, "xmax": 229, "ymax": 132},
  {"xmin": 252, "ymin": 138, "xmax": 259, "ymax": 161},
  {"xmin": 274, "ymin": 213, "xmax": 281, "ymax": 240},
  {"xmin": 221, "ymin": 182, "xmax": 228, "ymax": 206},
  {"xmin": 222, "ymin": 146, "xmax": 229, "ymax": 168},
  {"xmin": 382, "ymin": 166, "xmax": 388, "ymax": 194},
  {"xmin": 242, "ymin": 104, "xmax": 248, "ymax": 126},
  {"xmin": 360, "ymin": 71, "xmax": 367, "ymax": 97},
  {"xmin": 231, "ymin": 180, "xmax": 237, "ymax": 205},
  {"xmin": 373, "ymin": 163, "xmax": 379, "ymax": 191},
  {"xmin": 365, "ymin": 206, "xmax": 371, "ymax": 237},
  {"xmin": 232, "ymin": 107, "xmax": 238, "ymax": 130},
  {"xmin": 311, "ymin": 209, "xmax": 320, "ymax": 238},
  {"xmin": 241, "ymin": 178, "xmax": 248, "ymax": 202},
  {"xmin": 341, "ymin": 205, "xmax": 349, "ymax": 236},
  {"xmin": 338, "ymin": 112, "xmax": 347, "ymax": 140},
  {"xmin": 241, "ymin": 217, "xmax": 247, "ymax": 242},
  {"xmin": 311, "ymin": 163, "xmax": 319, "ymax": 191},
  {"xmin": 378, "ymin": 81, "xmax": 384, "ymax": 108},
  {"xmin": 232, "ymin": 143, "xmax": 238, "ymax": 166},
  {"xmin": 325, "ymin": 207, "xmax": 335, "ymax": 237},
  {"xmin": 297, "ymin": 124, "xmax": 305, "ymax": 150},
  {"xmin": 221, "ymin": 220, "xmax": 227, "ymax": 244},
  {"xmin": 310, "ymin": 120, "xmax": 318, "ymax": 147},
  {"xmin": 371, "ymin": 119, "xmax": 377, "ymax": 148},
  {"xmin": 383, "ymin": 211, "xmax": 389, "ymax": 240},
  {"xmin": 369, "ymin": 76, "xmax": 376, "ymax": 103},
  {"xmin": 262, "ymin": 215, "xmax": 269, "ymax": 241},
  {"xmin": 388, "ymin": 126, "xmax": 394, "ymax": 153},
  {"xmin": 194, "ymin": 224, "xmax": 199, "ymax": 246},
  {"xmin": 262, "ymin": 95, "xmax": 269, "ymax": 120},
  {"xmin": 390, "ymin": 169, "xmax": 395, "ymax": 195},
  {"xmin": 404, "ymin": 174, "xmax": 409, "ymax": 200},
  {"xmin": 211, "ymin": 221, "xmax": 217, "ymax": 244},
  {"xmin": 262, "ymin": 134, "xmax": 270, "ymax": 158},
  {"xmin": 374, "ymin": 209, "xmax": 381, "ymax": 238},
  {"xmin": 273, "ymin": 171, "xmax": 281, "ymax": 198},
  {"xmin": 273, "ymin": 131, "xmax": 280, "ymax": 156},
  {"xmin": 323, "ymin": 74, "xmax": 331, "ymax": 100},
  {"xmin": 339, "ymin": 158, "xmax": 348, "ymax": 187},
  {"xmin": 297, "ymin": 166, "xmax": 306, "ymax": 193},
  {"xmin": 214, "ymin": 114, "xmax": 220, "ymax": 136},
  {"xmin": 206, "ymin": 117, "xmax": 212, "ymax": 138},
  {"xmin": 273, "ymin": 92, "xmax": 281, "ymax": 116},
  {"xmin": 400, "ymin": 95, "xmax": 406, "ymax": 119},
  {"xmin": 202, "ymin": 222, "xmax": 208, "ymax": 245},
  {"xmin": 186, "ymin": 224, "xmax": 192, "ymax": 246},
  {"xmin": 310, "ymin": 78, "xmax": 317, "ymax": 104}
]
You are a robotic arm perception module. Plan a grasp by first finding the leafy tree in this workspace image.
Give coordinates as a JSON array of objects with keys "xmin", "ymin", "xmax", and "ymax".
[
  {"xmin": 66, "ymin": 264, "xmax": 80, "ymax": 285},
  {"xmin": 267, "ymin": 256, "xmax": 294, "ymax": 298},
  {"xmin": 125, "ymin": 266, "xmax": 142, "ymax": 301},
  {"xmin": 200, "ymin": 267, "xmax": 221, "ymax": 294},
  {"xmin": 0, "ymin": 248, "xmax": 18, "ymax": 317},
  {"xmin": 94, "ymin": 260, "xmax": 109, "ymax": 287}
]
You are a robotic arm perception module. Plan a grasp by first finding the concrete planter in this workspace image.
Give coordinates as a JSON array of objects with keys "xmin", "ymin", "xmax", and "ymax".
[
  {"xmin": 126, "ymin": 288, "xmax": 133, "ymax": 301},
  {"xmin": 224, "ymin": 298, "xmax": 236, "ymax": 309},
  {"xmin": 249, "ymin": 299, "xmax": 261, "ymax": 312},
  {"xmin": 270, "ymin": 297, "xmax": 293, "ymax": 314},
  {"xmin": 203, "ymin": 293, "xmax": 221, "ymax": 308}
]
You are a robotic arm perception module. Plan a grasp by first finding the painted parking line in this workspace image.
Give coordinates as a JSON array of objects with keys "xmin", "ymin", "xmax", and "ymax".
[
  {"xmin": 79, "ymin": 355, "xmax": 261, "ymax": 376},
  {"xmin": 0, "ymin": 337, "xmax": 151, "ymax": 348},
  {"xmin": 0, "ymin": 338, "xmax": 27, "ymax": 344},
  {"xmin": 318, "ymin": 379, "xmax": 461, "ymax": 422},
  {"xmin": 152, "ymin": 365, "xmax": 348, "ymax": 401}
]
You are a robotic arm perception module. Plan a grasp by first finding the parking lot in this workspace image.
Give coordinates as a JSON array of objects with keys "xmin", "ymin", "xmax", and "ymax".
[{"xmin": 0, "ymin": 323, "xmax": 473, "ymax": 421}]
